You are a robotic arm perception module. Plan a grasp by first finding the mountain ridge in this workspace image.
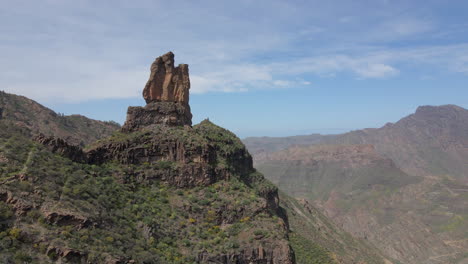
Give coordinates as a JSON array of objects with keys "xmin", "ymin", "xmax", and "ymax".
[
  {"xmin": 245, "ymin": 104, "xmax": 468, "ymax": 179},
  {"xmin": 248, "ymin": 104, "xmax": 468, "ymax": 264},
  {"xmin": 0, "ymin": 91, "xmax": 120, "ymax": 146}
]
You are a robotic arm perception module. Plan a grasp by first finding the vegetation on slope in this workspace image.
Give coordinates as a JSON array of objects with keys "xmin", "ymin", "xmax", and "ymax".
[
  {"xmin": 281, "ymin": 192, "xmax": 392, "ymax": 264},
  {"xmin": 0, "ymin": 120, "xmax": 292, "ymax": 263},
  {"xmin": 254, "ymin": 143, "xmax": 468, "ymax": 264},
  {"xmin": 0, "ymin": 91, "xmax": 120, "ymax": 146}
]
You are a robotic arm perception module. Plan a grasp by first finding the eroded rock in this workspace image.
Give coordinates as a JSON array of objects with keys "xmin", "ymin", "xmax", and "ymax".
[
  {"xmin": 121, "ymin": 101, "xmax": 192, "ymax": 131},
  {"xmin": 197, "ymin": 243, "xmax": 295, "ymax": 264},
  {"xmin": 123, "ymin": 52, "xmax": 193, "ymax": 131},
  {"xmin": 0, "ymin": 189, "xmax": 33, "ymax": 215},
  {"xmin": 46, "ymin": 246, "xmax": 87, "ymax": 263},
  {"xmin": 142, "ymin": 51, "xmax": 190, "ymax": 104},
  {"xmin": 34, "ymin": 134, "xmax": 87, "ymax": 163},
  {"xmin": 40, "ymin": 206, "xmax": 93, "ymax": 229}
]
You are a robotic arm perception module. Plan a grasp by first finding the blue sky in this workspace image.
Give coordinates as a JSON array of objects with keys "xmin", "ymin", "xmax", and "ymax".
[{"xmin": 1, "ymin": 0, "xmax": 467, "ymax": 137}]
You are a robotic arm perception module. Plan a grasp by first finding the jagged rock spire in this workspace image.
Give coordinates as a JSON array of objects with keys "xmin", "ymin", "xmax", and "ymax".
[
  {"xmin": 142, "ymin": 51, "xmax": 190, "ymax": 104},
  {"xmin": 122, "ymin": 52, "xmax": 192, "ymax": 132}
]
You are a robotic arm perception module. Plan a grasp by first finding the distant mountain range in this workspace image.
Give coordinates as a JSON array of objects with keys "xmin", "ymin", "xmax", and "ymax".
[
  {"xmin": 245, "ymin": 105, "xmax": 468, "ymax": 264},
  {"xmin": 245, "ymin": 104, "xmax": 468, "ymax": 180}
]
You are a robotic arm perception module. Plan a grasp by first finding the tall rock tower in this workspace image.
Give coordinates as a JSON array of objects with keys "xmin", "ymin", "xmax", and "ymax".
[{"xmin": 122, "ymin": 52, "xmax": 192, "ymax": 132}]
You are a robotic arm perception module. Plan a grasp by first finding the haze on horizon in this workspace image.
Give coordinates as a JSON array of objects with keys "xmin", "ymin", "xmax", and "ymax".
[{"xmin": 1, "ymin": 0, "xmax": 467, "ymax": 137}]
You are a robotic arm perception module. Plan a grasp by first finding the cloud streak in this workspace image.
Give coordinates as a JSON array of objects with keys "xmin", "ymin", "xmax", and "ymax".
[{"xmin": 1, "ymin": 0, "xmax": 468, "ymax": 102}]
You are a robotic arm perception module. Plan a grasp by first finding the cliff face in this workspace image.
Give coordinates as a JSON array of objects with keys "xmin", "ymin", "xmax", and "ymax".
[
  {"xmin": 122, "ymin": 101, "xmax": 192, "ymax": 130},
  {"xmin": 142, "ymin": 51, "xmax": 190, "ymax": 105},
  {"xmin": 0, "ymin": 53, "xmax": 295, "ymax": 264},
  {"xmin": 87, "ymin": 121, "xmax": 252, "ymax": 188}
]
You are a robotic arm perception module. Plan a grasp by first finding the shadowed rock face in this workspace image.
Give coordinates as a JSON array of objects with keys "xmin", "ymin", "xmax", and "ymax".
[
  {"xmin": 142, "ymin": 51, "xmax": 190, "ymax": 104},
  {"xmin": 121, "ymin": 101, "xmax": 192, "ymax": 131}
]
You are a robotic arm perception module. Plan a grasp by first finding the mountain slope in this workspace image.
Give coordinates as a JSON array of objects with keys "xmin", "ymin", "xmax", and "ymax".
[
  {"xmin": 325, "ymin": 105, "xmax": 468, "ymax": 178},
  {"xmin": 247, "ymin": 105, "xmax": 468, "ymax": 264},
  {"xmin": 0, "ymin": 52, "xmax": 297, "ymax": 263},
  {"xmin": 281, "ymin": 193, "xmax": 395, "ymax": 264},
  {"xmin": 0, "ymin": 91, "xmax": 120, "ymax": 146},
  {"xmin": 245, "ymin": 105, "xmax": 468, "ymax": 179},
  {"xmin": 257, "ymin": 144, "xmax": 418, "ymax": 201},
  {"xmin": 0, "ymin": 117, "xmax": 296, "ymax": 263},
  {"xmin": 243, "ymin": 134, "xmax": 329, "ymax": 160},
  {"xmin": 254, "ymin": 143, "xmax": 468, "ymax": 264}
]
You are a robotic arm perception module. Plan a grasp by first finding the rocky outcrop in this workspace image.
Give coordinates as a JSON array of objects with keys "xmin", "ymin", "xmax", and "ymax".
[
  {"xmin": 34, "ymin": 134, "xmax": 87, "ymax": 163},
  {"xmin": 41, "ymin": 209, "xmax": 93, "ymax": 229},
  {"xmin": 0, "ymin": 189, "xmax": 33, "ymax": 216},
  {"xmin": 123, "ymin": 52, "xmax": 192, "ymax": 131},
  {"xmin": 87, "ymin": 122, "xmax": 254, "ymax": 188},
  {"xmin": 46, "ymin": 246, "xmax": 87, "ymax": 263},
  {"xmin": 0, "ymin": 55, "xmax": 296, "ymax": 264},
  {"xmin": 197, "ymin": 243, "xmax": 295, "ymax": 264},
  {"xmin": 142, "ymin": 51, "xmax": 190, "ymax": 104},
  {"xmin": 121, "ymin": 101, "xmax": 192, "ymax": 131}
]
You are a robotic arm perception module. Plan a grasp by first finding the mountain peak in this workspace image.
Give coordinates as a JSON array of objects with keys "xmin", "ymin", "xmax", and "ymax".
[
  {"xmin": 122, "ymin": 52, "xmax": 192, "ymax": 132},
  {"xmin": 414, "ymin": 104, "xmax": 467, "ymax": 117}
]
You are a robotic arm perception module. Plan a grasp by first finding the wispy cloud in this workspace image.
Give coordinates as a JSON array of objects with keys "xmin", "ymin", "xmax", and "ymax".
[{"xmin": 0, "ymin": 0, "xmax": 468, "ymax": 102}]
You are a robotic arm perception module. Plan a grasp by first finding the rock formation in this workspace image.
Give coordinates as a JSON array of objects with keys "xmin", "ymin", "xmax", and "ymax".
[
  {"xmin": 122, "ymin": 101, "xmax": 192, "ymax": 131},
  {"xmin": 122, "ymin": 52, "xmax": 192, "ymax": 131},
  {"xmin": 142, "ymin": 51, "xmax": 190, "ymax": 104},
  {"xmin": 15, "ymin": 53, "xmax": 295, "ymax": 263},
  {"xmin": 34, "ymin": 134, "xmax": 87, "ymax": 163}
]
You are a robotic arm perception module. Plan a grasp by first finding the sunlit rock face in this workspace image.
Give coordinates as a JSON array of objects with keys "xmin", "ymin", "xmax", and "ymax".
[
  {"xmin": 123, "ymin": 52, "xmax": 192, "ymax": 131},
  {"xmin": 142, "ymin": 51, "xmax": 190, "ymax": 105}
]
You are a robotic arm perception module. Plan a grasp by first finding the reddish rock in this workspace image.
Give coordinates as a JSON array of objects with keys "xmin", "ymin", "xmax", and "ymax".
[
  {"xmin": 124, "ymin": 52, "xmax": 193, "ymax": 131},
  {"xmin": 142, "ymin": 51, "xmax": 190, "ymax": 105},
  {"xmin": 121, "ymin": 101, "xmax": 192, "ymax": 131}
]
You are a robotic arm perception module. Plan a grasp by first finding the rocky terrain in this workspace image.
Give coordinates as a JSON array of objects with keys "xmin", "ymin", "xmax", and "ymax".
[
  {"xmin": 0, "ymin": 52, "xmax": 403, "ymax": 264},
  {"xmin": 322, "ymin": 105, "xmax": 468, "ymax": 179},
  {"xmin": 246, "ymin": 105, "xmax": 468, "ymax": 179},
  {"xmin": 0, "ymin": 91, "xmax": 120, "ymax": 146},
  {"xmin": 0, "ymin": 52, "xmax": 297, "ymax": 263},
  {"xmin": 246, "ymin": 105, "xmax": 468, "ymax": 264},
  {"xmin": 280, "ymin": 193, "xmax": 395, "ymax": 264}
]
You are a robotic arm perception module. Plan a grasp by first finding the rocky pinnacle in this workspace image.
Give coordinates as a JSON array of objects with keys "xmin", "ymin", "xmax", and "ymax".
[
  {"xmin": 122, "ymin": 52, "xmax": 192, "ymax": 131},
  {"xmin": 142, "ymin": 51, "xmax": 190, "ymax": 105}
]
